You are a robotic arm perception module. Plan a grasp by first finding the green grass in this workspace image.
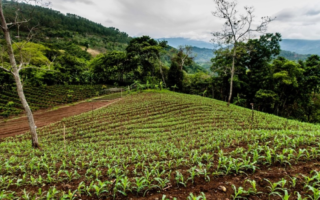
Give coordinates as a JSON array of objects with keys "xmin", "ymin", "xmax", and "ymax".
[{"xmin": 0, "ymin": 90, "xmax": 320, "ymax": 199}]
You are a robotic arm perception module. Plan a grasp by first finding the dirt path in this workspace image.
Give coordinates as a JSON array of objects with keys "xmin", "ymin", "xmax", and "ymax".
[{"xmin": 0, "ymin": 99, "xmax": 120, "ymax": 138}]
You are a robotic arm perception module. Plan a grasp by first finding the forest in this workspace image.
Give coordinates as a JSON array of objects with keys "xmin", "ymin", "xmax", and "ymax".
[
  {"xmin": 3, "ymin": 0, "xmax": 320, "ymax": 199},
  {"xmin": 0, "ymin": 0, "xmax": 320, "ymax": 124}
]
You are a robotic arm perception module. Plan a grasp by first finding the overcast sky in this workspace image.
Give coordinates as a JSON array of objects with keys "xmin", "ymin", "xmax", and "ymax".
[{"xmin": 50, "ymin": 0, "xmax": 320, "ymax": 42}]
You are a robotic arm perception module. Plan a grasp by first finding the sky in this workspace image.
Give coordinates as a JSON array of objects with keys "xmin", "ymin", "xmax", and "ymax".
[{"xmin": 50, "ymin": 0, "xmax": 320, "ymax": 42}]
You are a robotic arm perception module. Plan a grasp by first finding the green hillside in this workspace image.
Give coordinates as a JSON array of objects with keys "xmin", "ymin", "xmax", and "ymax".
[
  {"xmin": 1, "ymin": 90, "xmax": 320, "ymax": 199},
  {"xmin": 2, "ymin": 0, "xmax": 131, "ymax": 50},
  {"xmin": 280, "ymin": 50, "xmax": 312, "ymax": 61},
  {"xmin": 191, "ymin": 46, "xmax": 214, "ymax": 63},
  {"xmin": 281, "ymin": 39, "xmax": 320, "ymax": 55}
]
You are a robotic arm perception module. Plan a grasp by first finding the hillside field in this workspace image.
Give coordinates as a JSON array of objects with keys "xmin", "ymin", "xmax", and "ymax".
[
  {"xmin": 0, "ymin": 85, "xmax": 103, "ymax": 119},
  {"xmin": 1, "ymin": 90, "xmax": 320, "ymax": 199}
]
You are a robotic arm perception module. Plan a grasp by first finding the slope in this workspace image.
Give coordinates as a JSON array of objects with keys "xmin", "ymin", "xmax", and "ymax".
[
  {"xmin": 2, "ymin": 0, "xmax": 131, "ymax": 50},
  {"xmin": 281, "ymin": 39, "xmax": 320, "ymax": 55},
  {"xmin": 1, "ymin": 90, "xmax": 320, "ymax": 199}
]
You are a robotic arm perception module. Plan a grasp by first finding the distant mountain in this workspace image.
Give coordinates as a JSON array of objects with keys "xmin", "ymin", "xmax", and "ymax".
[
  {"xmin": 160, "ymin": 37, "xmax": 320, "ymax": 55},
  {"xmin": 161, "ymin": 37, "xmax": 318, "ymax": 63},
  {"xmin": 157, "ymin": 37, "xmax": 214, "ymax": 49},
  {"xmin": 191, "ymin": 47, "xmax": 215, "ymax": 63},
  {"xmin": 279, "ymin": 50, "xmax": 312, "ymax": 61},
  {"xmin": 280, "ymin": 39, "xmax": 320, "ymax": 55},
  {"xmin": 190, "ymin": 47, "xmax": 214, "ymax": 71}
]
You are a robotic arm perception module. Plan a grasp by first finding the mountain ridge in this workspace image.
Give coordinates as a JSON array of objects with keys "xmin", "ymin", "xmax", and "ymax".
[{"xmin": 158, "ymin": 37, "xmax": 320, "ymax": 56}]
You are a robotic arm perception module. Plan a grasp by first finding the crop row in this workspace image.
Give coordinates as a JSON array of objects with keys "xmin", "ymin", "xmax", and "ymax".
[
  {"xmin": 1, "ymin": 91, "xmax": 320, "ymax": 199},
  {"xmin": 0, "ymin": 85, "xmax": 103, "ymax": 118}
]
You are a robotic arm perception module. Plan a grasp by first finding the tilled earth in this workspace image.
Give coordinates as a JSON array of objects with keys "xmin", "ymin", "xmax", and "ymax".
[{"xmin": 0, "ymin": 99, "xmax": 119, "ymax": 138}]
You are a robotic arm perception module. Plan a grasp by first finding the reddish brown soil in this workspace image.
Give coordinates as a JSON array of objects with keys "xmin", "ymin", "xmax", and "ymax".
[
  {"xmin": 9, "ymin": 161, "xmax": 314, "ymax": 200},
  {"xmin": 0, "ymin": 99, "xmax": 120, "ymax": 138}
]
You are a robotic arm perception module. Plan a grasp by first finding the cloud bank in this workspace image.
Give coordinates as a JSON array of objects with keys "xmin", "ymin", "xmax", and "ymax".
[{"xmin": 50, "ymin": 0, "xmax": 320, "ymax": 41}]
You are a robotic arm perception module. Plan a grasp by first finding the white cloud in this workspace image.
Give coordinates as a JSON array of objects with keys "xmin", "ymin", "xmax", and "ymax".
[{"xmin": 49, "ymin": 0, "xmax": 320, "ymax": 41}]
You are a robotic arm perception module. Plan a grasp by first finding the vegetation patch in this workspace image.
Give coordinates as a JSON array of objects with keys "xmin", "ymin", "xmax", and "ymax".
[
  {"xmin": 1, "ymin": 91, "xmax": 320, "ymax": 199},
  {"xmin": 0, "ymin": 85, "xmax": 102, "ymax": 118}
]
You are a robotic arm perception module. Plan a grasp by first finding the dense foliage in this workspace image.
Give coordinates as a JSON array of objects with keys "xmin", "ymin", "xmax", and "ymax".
[
  {"xmin": 1, "ymin": 1, "xmax": 320, "ymax": 123},
  {"xmin": 207, "ymin": 33, "xmax": 320, "ymax": 122},
  {"xmin": 280, "ymin": 50, "xmax": 311, "ymax": 61},
  {"xmin": 2, "ymin": 2, "xmax": 320, "ymax": 199},
  {"xmin": 2, "ymin": 0, "xmax": 130, "ymax": 50}
]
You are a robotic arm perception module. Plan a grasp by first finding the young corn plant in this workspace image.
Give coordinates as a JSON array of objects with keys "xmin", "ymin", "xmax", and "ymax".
[
  {"xmin": 155, "ymin": 177, "xmax": 170, "ymax": 190},
  {"xmin": 188, "ymin": 167, "xmax": 198, "ymax": 184},
  {"xmin": 199, "ymin": 168, "xmax": 210, "ymax": 182},
  {"xmin": 245, "ymin": 179, "xmax": 261, "ymax": 195},
  {"xmin": 308, "ymin": 186, "xmax": 320, "ymax": 200},
  {"xmin": 93, "ymin": 180, "xmax": 109, "ymax": 198},
  {"xmin": 289, "ymin": 176, "xmax": 298, "ymax": 188},
  {"xmin": 265, "ymin": 179, "xmax": 285, "ymax": 197},
  {"xmin": 275, "ymin": 190, "xmax": 290, "ymax": 200},
  {"xmin": 187, "ymin": 192, "xmax": 207, "ymax": 200},
  {"xmin": 175, "ymin": 171, "xmax": 187, "ymax": 187},
  {"xmin": 134, "ymin": 177, "xmax": 148, "ymax": 195},
  {"xmin": 85, "ymin": 181, "xmax": 95, "ymax": 197},
  {"xmin": 61, "ymin": 190, "xmax": 77, "ymax": 200},
  {"xmin": 115, "ymin": 176, "xmax": 131, "ymax": 196},
  {"xmin": 0, "ymin": 191, "xmax": 14, "ymax": 200},
  {"xmin": 21, "ymin": 189, "xmax": 31, "ymax": 200},
  {"xmin": 77, "ymin": 181, "xmax": 86, "ymax": 197},
  {"xmin": 231, "ymin": 185, "xmax": 247, "ymax": 200},
  {"xmin": 46, "ymin": 187, "xmax": 59, "ymax": 200},
  {"xmin": 162, "ymin": 195, "xmax": 177, "ymax": 200},
  {"xmin": 296, "ymin": 192, "xmax": 308, "ymax": 200}
]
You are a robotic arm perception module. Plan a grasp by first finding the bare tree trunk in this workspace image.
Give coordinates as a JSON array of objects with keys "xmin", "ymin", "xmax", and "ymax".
[
  {"xmin": 13, "ymin": 71, "xmax": 39, "ymax": 147},
  {"xmin": 159, "ymin": 60, "xmax": 166, "ymax": 87},
  {"xmin": 0, "ymin": 2, "xmax": 39, "ymax": 148},
  {"xmin": 212, "ymin": 86, "xmax": 214, "ymax": 99},
  {"xmin": 227, "ymin": 47, "xmax": 236, "ymax": 107}
]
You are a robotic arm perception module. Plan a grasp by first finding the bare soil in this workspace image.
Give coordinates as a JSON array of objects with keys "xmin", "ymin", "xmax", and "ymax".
[{"xmin": 0, "ymin": 99, "xmax": 119, "ymax": 138}]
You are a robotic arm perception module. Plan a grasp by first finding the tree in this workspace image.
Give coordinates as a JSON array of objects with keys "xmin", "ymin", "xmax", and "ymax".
[
  {"xmin": 239, "ymin": 33, "xmax": 282, "ymax": 104},
  {"xmin": 304, "ymin": 55, "xmax": 320, "ymax": 96},
  {"xmin": 167, "ymin": 45, "xmax": 195, "ymax": 92},
  {"xmin": 271, "ymin": 57, "xmax": 304, "ymax": 116},
  {"xmin": 0, "ymin": 0, "xmax": 50, "ymax": 148},
  {"xmin": 90, "ymin": 51, "xmax": 129, "ymax": 83},
  {"xmin": 212, "ymin": 0, "xmax": 274, "ymax": 106},
  {"xmin": 126, "ymin": 36, "xmax": 163, "ymax": 79},
  {"xmin": 158, "ymin": 40, "xmax": 169, "ymax": 87},
  {"xmin": 172, "ymin": 45, "xmax": 194, "ymax": 71},
  {"xmin": 168, "ymin": 61, "xmax": 184, "ymax": 91}
]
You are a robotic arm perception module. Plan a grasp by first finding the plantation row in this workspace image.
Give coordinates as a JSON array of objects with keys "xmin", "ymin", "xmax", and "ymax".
[
  {"xmin": 1, "ymin": 91, "xmax": 320, "ymax": 199},
  {"xmin": 0, "ymin": 85, "xmax": 103, "ymax": 118}
]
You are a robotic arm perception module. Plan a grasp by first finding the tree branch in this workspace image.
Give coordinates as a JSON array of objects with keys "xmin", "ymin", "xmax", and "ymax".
[
  {"xmin": 19, "ymin": 66, "xmax": 58, "ymax": 72},
  {"xmin": 0, "ymin": 65, "xmax": 12, "ymax": 73},
  {"xmin": 6, "ymin": 19, "xmax": 29, "ymax": 27}
]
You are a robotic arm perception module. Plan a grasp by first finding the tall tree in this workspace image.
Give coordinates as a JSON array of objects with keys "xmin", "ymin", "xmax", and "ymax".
[
  {"xmin": 239, "ymin": 33, "xmax": 282, "ymax": 103},
  {"xmin": 158, "ymin": 40, "xmax": 169, "ymax": 87},
  {"xmin": 90, "ymin": 51, "xmax": 128, "ymax": 83},
  {"xmin": 172, "ymin": 46, "xmax": 194, "ymax": 71},
  {"xmin": 304, "ymin": 55, "xmax": 320, "ymax": 96},
  {"xmin": 0, "ymin": 0, "xmax": 49, "ymax": 148},
  {"xmin": 126, "ymin": 36, "xmax": 162, "ymax": 78},
  {"xmin": 212, "ymin": 0, "xmax": 274, "ymax": 106},
  {"xmin": 168, "ymin": 61, "xmax": 184, "ymax": 91},
  {"xmin": 271, "ymin": 57, "xmax": 304, "ymax": 116}
]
